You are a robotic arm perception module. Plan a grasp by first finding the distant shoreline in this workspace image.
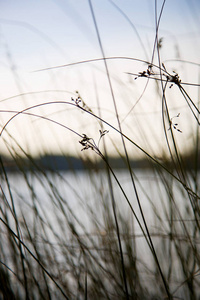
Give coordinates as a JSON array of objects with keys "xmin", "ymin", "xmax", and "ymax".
[{"xmin": 1, "ymin": 153, "xmax": 198, "ymax": 172}]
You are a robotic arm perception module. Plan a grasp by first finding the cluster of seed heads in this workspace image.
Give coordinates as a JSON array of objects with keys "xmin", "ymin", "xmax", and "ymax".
[
  {"xmin": 168, "ymin": 113, "xmax": 182, "ymax": 133},
  {"xmin": 71, "ymin": 96, "xmax": 82, "ymax": 106},
  {"xmin": 71, "ymin": 91, "xmax": 92, "ymax": 112},
  {"xmin": 79, "ymin": 130, "xmax": 109, "ymax": 152},
  {"xmin": 135, "ymin": 64, "xmax": 154, "ymax": 79},
  {"xmin": 135, "ymin": 63, "xmax": 181, "ymax": 88},
  {"xmin": 79, "ymin": 134, "xmax": 94, "ymax": 151}
]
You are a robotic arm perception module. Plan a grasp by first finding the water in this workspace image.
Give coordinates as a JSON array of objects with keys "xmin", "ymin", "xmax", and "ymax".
[
  {"xmin": 2, "ymin": 168, "xmax": 195, "ymax": 247},
  {"xmin": 1, "ymin": 168, "xmax": 199, "ymax": 298},
  {"xmin": 2, "ymin": 169, "xmax": 180, "ymax": 226}
]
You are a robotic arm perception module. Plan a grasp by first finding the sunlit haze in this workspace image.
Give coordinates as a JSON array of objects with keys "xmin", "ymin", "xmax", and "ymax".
[{"xmin": 0, "ymin": 0, "xmax": 200, "ymax": 158}]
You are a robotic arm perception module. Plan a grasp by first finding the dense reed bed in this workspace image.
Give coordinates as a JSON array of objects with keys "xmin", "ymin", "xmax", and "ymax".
[{"xmin": 0, "ymin": 1, "xmax": 200, "ymax": 299}]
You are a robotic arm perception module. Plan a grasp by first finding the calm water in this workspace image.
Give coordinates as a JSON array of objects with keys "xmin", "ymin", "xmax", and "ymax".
[
  {"xmin": 3, "ymin": 168, "xmax": 195, "ymax": 234},
  {"xmin": 2, "ymin": 169, "xmax": 199, "ymax": 298}
]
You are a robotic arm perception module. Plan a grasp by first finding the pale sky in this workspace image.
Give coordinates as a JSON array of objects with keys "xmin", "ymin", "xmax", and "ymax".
[{"xmin": 0, "ymin": 0, "xmax": 200, "ymax": 158}]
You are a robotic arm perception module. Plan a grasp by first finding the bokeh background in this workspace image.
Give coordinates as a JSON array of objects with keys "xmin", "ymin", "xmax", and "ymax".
[{"xmin": 0, "ymin": 0, "xmax": 200, "ymax": 158}]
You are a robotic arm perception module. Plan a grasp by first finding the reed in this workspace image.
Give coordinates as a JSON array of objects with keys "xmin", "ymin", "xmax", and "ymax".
[{"xmin": 0, "ymin": 1, "xmax": 200, "ymax": 299}]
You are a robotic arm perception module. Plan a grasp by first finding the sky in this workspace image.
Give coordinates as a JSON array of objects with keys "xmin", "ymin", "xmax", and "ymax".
[{"xmin": 0, "ymin": 0, "xmax": 200, "ymax": 159}]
